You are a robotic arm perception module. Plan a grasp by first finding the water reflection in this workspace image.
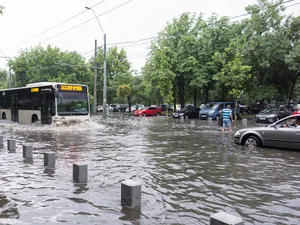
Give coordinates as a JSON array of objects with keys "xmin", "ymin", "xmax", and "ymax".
[
  {"xmin": 119, "ymin": 207, "xmax": 141, "ymax": 222},
  {"xmin": 0, "ymin": 116, "xmax": 299, "ymax": 224},
  {"xmin": 23, "ymin": 158, "xmax": 33, "ymax": 164},
  {"xmin": 43, "ymin": 168, "xmax": 55, "ymax": 176},
  {"xmin": 73, "ymin": 184, "xmax": 89, "ymax": 194}
]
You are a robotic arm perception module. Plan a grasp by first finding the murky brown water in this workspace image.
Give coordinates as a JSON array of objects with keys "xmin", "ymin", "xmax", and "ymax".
[{"xmin": 0, "ymin": 115, "xmax": 300, "ymax": 225}]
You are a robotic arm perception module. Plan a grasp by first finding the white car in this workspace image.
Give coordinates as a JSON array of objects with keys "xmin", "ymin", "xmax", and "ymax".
[
  {"xmin": 97, "ymin": 105, "xmax": 113, "ymax": 112},
  {"xmin": 125, "ymin": 104, "xmax": 144, "ymax": 112}
]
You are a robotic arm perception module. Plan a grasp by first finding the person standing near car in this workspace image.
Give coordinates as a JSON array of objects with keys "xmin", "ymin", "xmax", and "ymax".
[{"xmin": 219, "ymin": 104, "xmax": 234, "ymax": 133}]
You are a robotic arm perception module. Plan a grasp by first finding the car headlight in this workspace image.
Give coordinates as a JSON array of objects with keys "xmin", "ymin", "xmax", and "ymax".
[
  {"xmin": 208, "ymin": 110, "xmax": 214, "ymax": 115},
  {"xmin": 266, "ymin": 114, "xmax": 276, "ymax": 118},
  {"xmin": 234, "ymin": 131, "xmax": 241, "ymax": 137}
]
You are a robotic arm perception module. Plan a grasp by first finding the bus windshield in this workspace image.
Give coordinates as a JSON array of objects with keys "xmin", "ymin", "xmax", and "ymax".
[{"xmin": 57, "ymin": 92, "xmax": 89, "ymax": 116}]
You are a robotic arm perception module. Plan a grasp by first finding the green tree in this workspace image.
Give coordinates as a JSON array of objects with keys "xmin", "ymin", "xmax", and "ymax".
[
  {"xmin": 241, "ymin": 0, "xmax": 292, "ymax": 104},
  {"xmin": 8, "ymin": 45, "xmax": 93, "ymax": 91},
  {"xmin": 117, "ymin": 85, "xmax": 132, "ymax": 109},
  {"xmin": 92, "ymin": 46, "xmax": 131, "ymax": 105},
  {"xmin": 0, "ymin": 5, "xmax": 4, "ymax": 15},
  {"xmin": 0, "ymin": 69, "xmax": 8, "ymax": 89}
]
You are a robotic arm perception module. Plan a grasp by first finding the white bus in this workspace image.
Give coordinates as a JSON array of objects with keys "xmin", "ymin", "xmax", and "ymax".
[{"xmin": 0, "ymin": 82, "xmax": 90, "ymax": 125}]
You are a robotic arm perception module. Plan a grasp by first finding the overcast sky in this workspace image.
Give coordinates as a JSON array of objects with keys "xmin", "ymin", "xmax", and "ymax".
[{"xmin": 0, "ymin": 0, "xmax": 299, "ymax": 73}]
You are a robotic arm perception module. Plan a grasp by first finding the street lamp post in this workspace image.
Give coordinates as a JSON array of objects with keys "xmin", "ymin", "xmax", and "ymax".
[{"xmin": 85, "ymin": 6, "xmax": 107, "ymax": 119}]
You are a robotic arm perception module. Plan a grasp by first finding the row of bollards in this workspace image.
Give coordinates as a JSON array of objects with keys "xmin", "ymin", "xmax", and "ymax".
[
  {"xmin": 0, "ymin": 136, "xmax": 245, "ymax": 223},
  {"xmin": 0, "ymin": 137, "xmax": 143, "ymax": 209}
]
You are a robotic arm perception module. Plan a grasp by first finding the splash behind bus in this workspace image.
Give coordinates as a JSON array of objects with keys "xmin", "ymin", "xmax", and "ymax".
[{"xmin": 0, "ymin": 82, "xmax": 90, "ymax": 125}]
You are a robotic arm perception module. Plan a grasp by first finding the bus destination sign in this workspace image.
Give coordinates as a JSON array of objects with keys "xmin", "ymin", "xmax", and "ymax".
[
  {"xmin": 31, "ymin": 88, "xmax": 39, "ymax": 93},
  {"xmin": 59, "ymin": 85, "xmax": 83, "ymax": 92}
]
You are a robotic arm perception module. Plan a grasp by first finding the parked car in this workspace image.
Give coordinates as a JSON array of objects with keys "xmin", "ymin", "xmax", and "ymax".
[
  {"xmin": 199, "ymin": 102, "xmax": 240, "ymax": 120},
  {"xmin": 97, "ymin": 104, "xmax": 113, "ymax": 112},
  {"xmin": 160, "ymin": 104, "xmax": 173, "ymax": 111},
  {"xmin": 173, "ymin": 106, "xmax": 200, "ymax": 119},
  {"xmin": 134, "ymin": 106, "xmax": 161, "ymax": 116},
  {"xmin": 109, "ymin": 104, "xmax": 119, "ymax": 112},
  {"xmin": 234, "ymin": 114, "xmax": 300, "ymax": 150},
  {"xmin": 255, "ymin": 107, "xmax": 292, "ymax": 123},
  {"xmin": 118, "ymin": 104, "xmax": 128, "ymax": 112},
  {"xmin": 199, "ymin": 102, "xmax": 219, "ymax": 119},
  {"xmin": 126, "ymin": 104, "xmax": 144, "ymax": 112}
]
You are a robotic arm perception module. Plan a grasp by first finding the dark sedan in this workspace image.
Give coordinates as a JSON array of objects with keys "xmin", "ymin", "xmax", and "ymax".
[
  {"xmin": 234, "ymin": 115, "xmax": 300, "ymax": 150},
  {"xmin": 173, "ymin": 106, "xmax": 200, "ymax": 119},
  {"xmin": 255, "ymin": 107, "xmax": 292, "ymax": 123}
]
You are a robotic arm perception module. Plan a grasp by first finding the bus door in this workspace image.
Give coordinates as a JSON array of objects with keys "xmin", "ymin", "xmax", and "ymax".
[
  {"xmin": 11, "ymin": 95, "xmax": 19, "ymax": 122},
  {"xmin": 41, "ymin": 93, "xmax": 53, "ymax": 124}
]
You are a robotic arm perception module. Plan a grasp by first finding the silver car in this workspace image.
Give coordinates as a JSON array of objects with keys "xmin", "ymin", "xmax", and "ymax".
[{"xmin": 234, "ymin": 115, "xmax": 300, "ymax": 150}]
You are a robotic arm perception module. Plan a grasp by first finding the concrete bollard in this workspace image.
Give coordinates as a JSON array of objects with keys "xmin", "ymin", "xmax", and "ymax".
[
  {"xmin": 208, "ymin": 117, "xmax": 213, "ymax": 125},
  {"xmin": 44, "ymin": 152, "xmax": 55, "ymax": 168},
  {"xmin": 7, "ymin": 139, "xmax": 16, "ymax": 152},
  {"xmin": 242, "ymin": 118, "xmax": 247, "ymax": 126},
  {"xmin": 73, "ymin": 163, "xmax": 88, "ymax": 183},
  {"xmin": 23, "ymin": 145, "xmax": 33, "ymax": 158},
  {"xmin": 121, "ymin": 180, "xmax": 142, "ymax": 209},
  {"xmin": 190, "ymin": 120, "xmax": 195, "ymax": 127},
  {"xmin": 210, "ymin": 212, "xmax": 243, "ymax": 225},
  {"xmin": 0, "ymin": 136, "xmax": 3, "ymax": 148}
]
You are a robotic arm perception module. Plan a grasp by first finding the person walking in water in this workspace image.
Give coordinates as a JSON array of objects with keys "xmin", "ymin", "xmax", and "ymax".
[{"xmin": 219, "ymin": 104, "xmax": 234, "ymax": 133}]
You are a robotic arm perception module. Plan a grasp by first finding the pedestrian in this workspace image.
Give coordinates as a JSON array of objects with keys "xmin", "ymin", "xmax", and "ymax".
[{"xmin": 219, "ymin": 104, "xmax": 234, "ymax": 133}]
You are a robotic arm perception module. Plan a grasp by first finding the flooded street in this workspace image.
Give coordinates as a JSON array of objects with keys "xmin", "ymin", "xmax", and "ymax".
[{"xmin": 0, "ymin": 115, "xmax": 300, "ymax": 225}]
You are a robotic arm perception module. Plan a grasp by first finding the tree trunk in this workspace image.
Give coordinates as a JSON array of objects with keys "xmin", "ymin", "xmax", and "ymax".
[
  {"xmin": 288, "ymin": 73, "xmax": 299, "ymax": 103},
  {"xmin": 193, "ymin": 89, "xmax": 197, "ymax": 107},
  {"xmin": 204, "ymin": 85, "xmax": 210, "ymax": 103},
  {"xmin": 173, "ymin": 82, "xmax": 176, "ymax": 111},
  {"xmin": 179, "ymin": 75, "xmax": 185, "ymax": 109}
]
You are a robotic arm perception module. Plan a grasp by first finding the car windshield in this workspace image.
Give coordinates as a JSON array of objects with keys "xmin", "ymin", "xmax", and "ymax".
[
  {"xmin": 263, "ymin": 108, "xmax": 279, "ymax": 113},
  {"xmin": 140, "ymin": 107, "xmax": 148, "ymax": 110},
  {"xmin": 204, "ymin": 103, "xmax": 217, "ymax": 109},
  {"xmin": 211, "ymin": 105, "xmax": 219, "ymax": 109}
]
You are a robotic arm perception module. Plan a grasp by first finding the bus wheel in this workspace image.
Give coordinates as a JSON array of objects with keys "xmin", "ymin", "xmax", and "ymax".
[
  {"xmin": 2, "ymin": 112, "xmax": 6, "ymax": 120},
  {"xmin": 31, "ymin": 114, "xmax": 38, "ymax": 123}
]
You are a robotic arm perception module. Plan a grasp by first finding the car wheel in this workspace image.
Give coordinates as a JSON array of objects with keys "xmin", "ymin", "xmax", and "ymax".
[
  {"xmin": 142, "ymin": 113, "xmax": 147, "ymax": 117},
  {"xmin": 244, "ymin": 136, "xmax": 260, "ymax": 148}
]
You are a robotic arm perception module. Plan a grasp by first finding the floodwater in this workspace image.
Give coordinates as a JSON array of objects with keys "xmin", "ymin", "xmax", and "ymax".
[{"xmin": 0, "ymin": 114, "xmax": 300, "ymax": 225}]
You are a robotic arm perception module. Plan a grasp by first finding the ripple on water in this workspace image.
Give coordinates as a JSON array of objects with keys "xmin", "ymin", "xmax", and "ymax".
[{"xmin": 0, "ymin": 116, "xmax": 299, "ymax": 224}]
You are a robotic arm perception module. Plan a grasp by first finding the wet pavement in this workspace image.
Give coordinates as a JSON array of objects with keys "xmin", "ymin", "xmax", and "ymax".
[{"xmin": 0, "ymin": 114, "xmax": 300, "ymax": 225}]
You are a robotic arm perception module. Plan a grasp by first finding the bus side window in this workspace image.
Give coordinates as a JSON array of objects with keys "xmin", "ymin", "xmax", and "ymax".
[{"xmin": 30, "ymin": 95, "xmax": 39, "ymax": 110}]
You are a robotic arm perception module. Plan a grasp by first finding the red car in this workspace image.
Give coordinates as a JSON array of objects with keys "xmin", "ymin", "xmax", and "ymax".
[
  {"xmin": 292, "ymin": 110, "xmax": 300, "ymax": 115},
  {"xmin": 134, "ymin": 106, "xmax": 162, "ymax": 117}
]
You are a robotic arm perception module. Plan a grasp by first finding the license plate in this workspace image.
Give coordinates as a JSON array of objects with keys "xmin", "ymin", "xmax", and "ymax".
[
  {"xmin": 260, "ymin": 118, "xmax": 266, "ymax": 120},
  {"xmin": 201, "ymin": 115, "xmax": 206, "ymax": 117}
]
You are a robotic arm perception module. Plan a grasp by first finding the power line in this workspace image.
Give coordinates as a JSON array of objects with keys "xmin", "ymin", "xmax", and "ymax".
[
  {"xmin": 16, "ymin": 0, "xmax": 107, "ymax": 48},
  {"xmin": 107, "ymin": 37, "xmax": 155, "ymax": 45},
  {"xmin": 118, "ymin": 41, "xmax": 152, "ymax": 48},
  {"xmin": 39, "ymin": 0, "xmax": 135, "ymax": 44},
  {"xmin": 82, "ymin": 49, "xmax": 95, "ymax": 56}
]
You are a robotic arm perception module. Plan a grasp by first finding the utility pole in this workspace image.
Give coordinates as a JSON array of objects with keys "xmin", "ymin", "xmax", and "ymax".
[
  {"xmin": 93, "ymin": 39, "xmax": 98, "ymax": 114},
  {"xmin": 103, "ymin": 34, "xmax": 107, "ymax": 118},
  {"xmin": 85, "ymin": 6, "xmax": 107, "ymax": 119}
]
